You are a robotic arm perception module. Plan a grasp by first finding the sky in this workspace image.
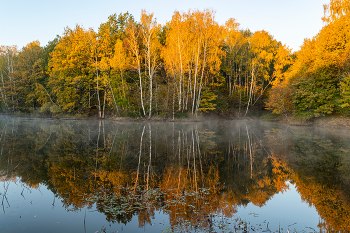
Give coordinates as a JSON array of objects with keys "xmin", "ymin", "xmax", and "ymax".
[{"xmin": 1, "ymin": 0, "xmax": 329, "ymax": 52}]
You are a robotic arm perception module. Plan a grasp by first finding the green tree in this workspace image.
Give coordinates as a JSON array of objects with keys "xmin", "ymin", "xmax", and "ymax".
[
  {"xmin": 293, "ymin": 68, "xmax": 340, "ymax": 118},
  {"xmin": 13, "ymin": 41, "xmax": 45, "ymax": 112}
]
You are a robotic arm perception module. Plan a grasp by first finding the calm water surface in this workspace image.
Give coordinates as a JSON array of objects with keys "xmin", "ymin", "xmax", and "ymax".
[{"xmin": 0, "ymin": 116, "xmax": 349, "ymax": 232}]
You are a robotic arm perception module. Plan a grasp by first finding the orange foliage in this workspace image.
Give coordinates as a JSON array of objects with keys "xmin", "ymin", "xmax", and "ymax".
[{"xmin": 323, "ymin": 0, "xmax": 350, "ymax": 23}]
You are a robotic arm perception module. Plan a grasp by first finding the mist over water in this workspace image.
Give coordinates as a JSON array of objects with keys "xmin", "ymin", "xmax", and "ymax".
[{"xmin": 0, "ymin": 116, "xmax": 349, "ymax": 232}]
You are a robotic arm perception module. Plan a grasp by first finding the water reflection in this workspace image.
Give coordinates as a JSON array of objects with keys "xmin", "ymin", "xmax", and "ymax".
[
  {"xmin": 0, "ymin": 117, "xmax": 349, "ymax": 232},
  {"xmin": 265, "ymin": 125, "xmax": 350, "ymax": 232}
]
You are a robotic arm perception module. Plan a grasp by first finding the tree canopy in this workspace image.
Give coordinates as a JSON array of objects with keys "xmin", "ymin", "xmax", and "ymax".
[{"xmin": 1, "ymin": 2, "xmax": 349, "ymax": 120}]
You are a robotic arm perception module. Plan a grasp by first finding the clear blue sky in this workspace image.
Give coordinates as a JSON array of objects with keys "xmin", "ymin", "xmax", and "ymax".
[{"xmin": 1, "ymin": 0, "xmax": 328, "ymax": 51}]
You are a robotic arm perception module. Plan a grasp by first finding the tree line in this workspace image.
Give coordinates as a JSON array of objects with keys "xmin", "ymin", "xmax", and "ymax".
[
  {"xmin": 0, "ymin": 9, "xmax": 291, "ymax": 118},
  {"xmin": 266, "ymin": 0, "xmax": 350, "ymax": 119},
  {"xmin": 1, "ymin": 0, "xmax": 350, "ymax": 119}
]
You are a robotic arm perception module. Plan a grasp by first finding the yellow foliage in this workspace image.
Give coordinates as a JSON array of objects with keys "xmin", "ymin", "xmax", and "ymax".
[
  {"xmin": 323, "ymin": 0, "xmax": 350, "ymax": 23},
  {"xmin": 110, "ymin": 39, "xmax": 129, "ymax": 71}
]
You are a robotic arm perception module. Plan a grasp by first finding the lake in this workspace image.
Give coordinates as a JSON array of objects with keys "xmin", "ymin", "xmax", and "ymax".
[{"xmin": 0, "ymin": 116, "xmax": 349, "ymax": 232}]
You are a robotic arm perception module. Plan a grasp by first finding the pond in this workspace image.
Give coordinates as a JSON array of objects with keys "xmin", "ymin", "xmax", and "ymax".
[{"xmin": 0, "ymin": 116, "xmax": 349, "ymax": 232}]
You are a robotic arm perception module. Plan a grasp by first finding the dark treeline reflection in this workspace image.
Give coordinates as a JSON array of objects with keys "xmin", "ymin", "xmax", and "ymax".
[{"xmin": 0, "ymin": 117, "xmax": 350, "ymax": 231}]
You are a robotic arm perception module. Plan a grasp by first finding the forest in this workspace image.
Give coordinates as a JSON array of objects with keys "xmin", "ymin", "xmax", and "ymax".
[{"xmin": 0, "ymin": 0, "xmax": 349, "ymax": 119}]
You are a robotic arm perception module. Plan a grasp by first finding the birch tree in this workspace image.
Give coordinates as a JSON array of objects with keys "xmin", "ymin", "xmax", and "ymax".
[
  {"xmin": 244, "ymin": 30, "xmax": 278, "ymax": 115},
  {"xmin": 125, "ymin": 18, "xmax": 146, "ymax": 116},
  {"xmin": 0, "ymin": 46, "xmax": 17, "ymax": 111},
  {"xmin": 188, "ymin": 9, "xmax": 222, "ymax": 116},
  {"xmin": 163, "ymin": 9, "xmax": 222, "ymax": 117},
  {"xmin": 222, "ymin": 18, "xmax": 243, "ymax": 96},
  {"xmin": 162, "ymin": 12, "xmax": 191, "ymax": 112},
  {"xmin": 139, "ymin": 10, "xmax": 161, "ymax": 119}
]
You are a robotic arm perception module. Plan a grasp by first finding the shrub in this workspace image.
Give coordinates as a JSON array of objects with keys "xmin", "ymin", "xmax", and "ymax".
[{"xmin": 39, "ymin": 102, "xmax": 61, "ymax": 116}]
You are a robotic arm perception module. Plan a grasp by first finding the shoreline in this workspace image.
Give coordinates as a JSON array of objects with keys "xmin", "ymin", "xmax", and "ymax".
[
  {"xmin": 264, "ymin": 114, "xmax": 350, "ymax": 129},
  {"xmin": 0, "ymin": 111, "xmax": 236, "ymax": 122},
  {"xmin": 1, "ymin": 112, "xmax": 350, "ymax": 128}
]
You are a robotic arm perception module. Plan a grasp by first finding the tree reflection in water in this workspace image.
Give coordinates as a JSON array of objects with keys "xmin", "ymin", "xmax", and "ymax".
[{"xmin": 0, "ymin": 117, "xmax": 349, "ymax": 232}]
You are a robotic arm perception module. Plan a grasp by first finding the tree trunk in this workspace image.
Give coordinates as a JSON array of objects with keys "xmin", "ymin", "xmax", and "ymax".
[
  {"xmin": 108, "ymin": 80, "xmax": 120, "ymax": 116},
  {"xmin": 146, "ymin": 123, "xmax": 152, "ymax": 189},
  {"xmin": 135, "ymin": 125, "xmax": 145, "ymax": 190},
  {"xmin": 192, "ymin": 40, "xmax": 201, "ymax": 115},
  {"xmin": 244, "ymin": 64, "xmax": 255, "ymax": 116},
  {"xmin": 96, "ymin": 60, "xmax": 101, "ymax": 118},
  {"xmin": 195, "ymin": 43, "xmax": 207, "ymax": 116},
  {"xmin": 0, "ymin": 72, "xmax": 8, "ymax": 109},
  {"xmin": 102, "ymin": 88, "xmax": 106, "ymax": 118}
]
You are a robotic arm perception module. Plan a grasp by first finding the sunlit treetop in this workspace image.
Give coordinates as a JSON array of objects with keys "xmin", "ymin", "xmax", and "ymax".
[{"xmin": 323, "ymin": 0, "xmax": 350, "ymax": 23}]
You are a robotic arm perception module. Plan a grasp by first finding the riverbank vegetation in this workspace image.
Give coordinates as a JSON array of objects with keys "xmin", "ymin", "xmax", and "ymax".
[{"xmin": 0, "ymin": 0, "xmax": 349, "ymax": 120}]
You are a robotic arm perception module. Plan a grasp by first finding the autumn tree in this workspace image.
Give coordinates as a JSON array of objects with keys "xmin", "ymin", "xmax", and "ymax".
[
  {"xmin": 242, "ymin": 31, "xmax": 278, "ymax": 115},
  {"xmin": 139, "ymin": 10, "xmax": 161, "ymax": 118},
  {"xmin": 162, "ymin": 11, "xmax": 191, "ymax": 117},
  {"xmin": 265, "ymin": 45, "xmax": 293, "ymax": 116},
  {"xmin": 283, "ymin": 0, "xmax": 350, "ymax": 118},
  {"xmin": 162, "ymin": 9, "xmax": 222, "ymax": 116},
  {"xmin": 13, "ymin": 41, "xmax": 46, "ymax": 112},
  {"xmin": 323, "ymin": 0, "xmax": 350, "ymax": 23},
  {"xmin": 125, "ymin": 16, "xmax": 146, "ymax": 116},
  {"xmin": 109, "ymin": 39, "xmax": 130, "ymax": 111},
  {"xmin": 222, "ymin": 18, "xmax": 243, "ymax": 97},
  {"xmin": 49, "ymin": 25, "xmax": 97, "ymax": 113},
  {"xmin": 189, "ymin": 10, "xmax": 223, "ymax": 115},
  {"xmin": 0, "ymin": 45, "xmax": 17, "ymax": 111},
  {"xmin": 219, "ymin": 27, "xmax": 288, "ymax": 116},
  {"xmin": 98, "ymin": 12, "xmax": 134, "ymax": 115}
]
